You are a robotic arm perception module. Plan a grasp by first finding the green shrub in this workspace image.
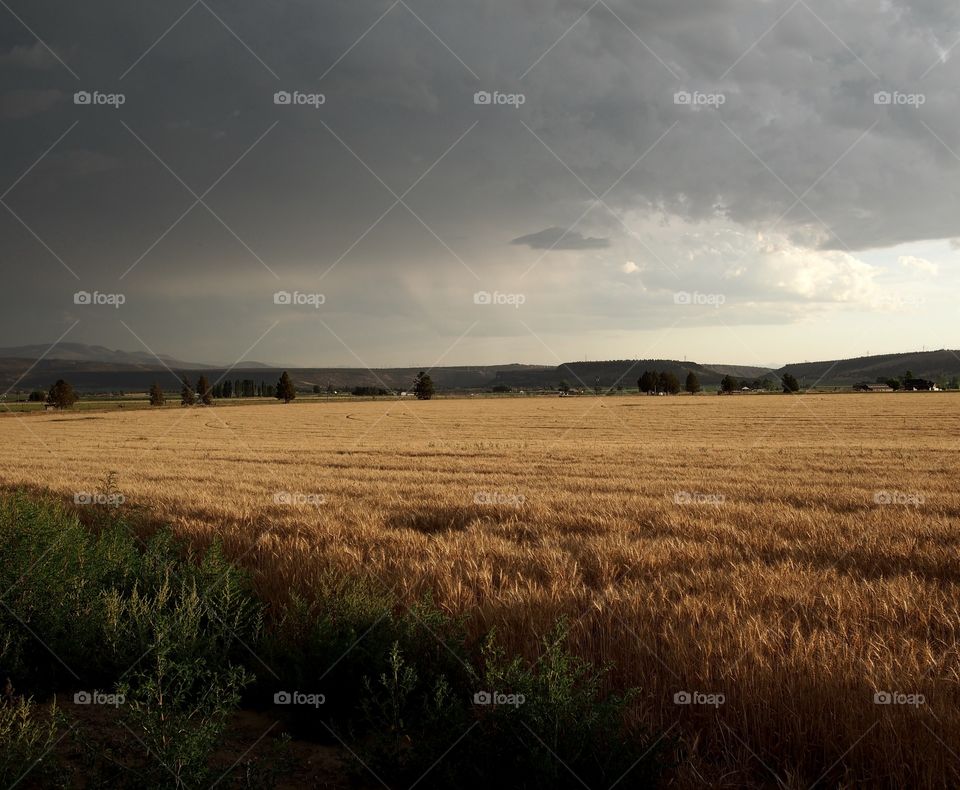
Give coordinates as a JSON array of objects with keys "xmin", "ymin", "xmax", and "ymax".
[
  {"xmin": 0, "ymin": 492, "xmax": 263, "ymax": 786},
  {"xmin": 0, "ymin": 491, "xmax": 669, "ymax": 788},
  {"xmin": 354, "ymin": 641, "xmax": 467, "ymax": 783},
  {"xmin": 255, "ymin": 577, "xmax": 397, "ymax": 728},
  {"xmin": 463, "ymin": 620, "xmax": 665, "ymax": 787},
  {"xmin": 117, "ymin": 656, "xmax": 250, "ymax": 788},
  {"xmin": 256, "ymin": 580, "xmax": 471, "ymax": 731},
  {"xmin": 348, "ymin": 619, "xmax": 668, "ymax": 789},
  {"xmin": 0, "ymin": 696, "xmax": 66, "ymax": 788},
  {"xmin": 0, "ymin": 493, "xmax": 262, "ymax": 694}
]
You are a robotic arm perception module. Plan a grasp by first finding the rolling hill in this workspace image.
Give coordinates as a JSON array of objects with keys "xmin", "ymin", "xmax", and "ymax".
[
  {"xmin": 774, "ymin": 350, "xmax": 960, "ymax": 387},
  {"xmin": 0, "ymin": 343, "xmax": 957, "ymax": 393}
]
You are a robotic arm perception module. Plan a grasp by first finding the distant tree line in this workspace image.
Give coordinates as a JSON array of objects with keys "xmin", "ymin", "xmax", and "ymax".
[
  {"xmin": 147, "ymin": 372, "xmax": 298, "ymax": 406},
  {"xmin": 214, "ymin": 379, "xmax": 277, "ymax": 398},
  {"xmin": 874, "ymin": 370, "xmax": 960, "ymax": 391},
  {"xmin": 140, "ymin": 369, "xmax": 435, "ymax": 406},
  {"xmin": 637, "ymin": 370, "xmax": 683, "ymax": 395},
  {"xmin": 720, "ymin": 373, "xmax": 800, "ymax": 394},
  {"xmin": 719, "ymin": 372, "xmax": 799, "ymax": 393},
  {"xmin": 637, "ymin": 370, "xmax": 800, "ymax": 395},
  {"xmin": 33, "ymin": 363, "xmax": 840, "ymax": 412},
  {"xmin": 352, "ymin": 386, "xmax": 391, "ymax": 396}
]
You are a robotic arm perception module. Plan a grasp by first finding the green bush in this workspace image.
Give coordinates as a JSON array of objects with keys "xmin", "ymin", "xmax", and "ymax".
[
  {"xmin": 117, "ymin": 657, "xmax": 249, "ymax": 788},
  {"xmin": 464, "ymin": 620, "xmax": 664, "ymax": 787},
  {"xmin": 0, "ymin": 492, "xmax": 263, "ymax": 787},
  {"xmin": 0, "ymin": 491, "xmax": 669, "ymax": 788},
  {"xmin": 350, "ymin": 620, "xmax": 666, "ymax": 789},
  {"xmin": 0, "ymin": 695, "xmax": 66, "ymax": 788},
  {"xmin": 0, "ymin": 493, "xmax": 262, "ymax": 694},
  {"xmin": 354, "ymin": 641, "xmax": 467, "ymax": 783},
  {"xmin": 256, "ymin": 579, "xmax": 471, "ymax": 731}
]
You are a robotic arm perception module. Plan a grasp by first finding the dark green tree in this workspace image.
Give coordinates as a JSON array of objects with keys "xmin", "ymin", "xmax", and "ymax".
[
  {"xmin": 558, "ymin": 380, "xmax": 570, "ymax": 393},
  {"xmin": 659, "ymin": 371, "xmax": 681, "ymax": 395},
  {"xmin": 781, "ymin": 372, "xmax": 800, "ymax": 393},
  {"xmin": 148, "ymin": 383, "xmax": 165, "ymax": 407},
  {"xmin": 180, "ymin": 377, "xmax": 196, "ymax": 406},
  {"xmin": 196, "ymin": 375, "xmax": 213, "ymax": 406},
  {"xmin": 685, "ymin": 372, "xmax": 701, "ymax": 394},
  {"xmin": 638, "ymin": 371, "xmax": 657, "ymax": 394},
  {"xmin": 276, "ymin": 371, "xmax": 296, "ymax": 403},
  {"xmin": 47, "ymin": 379, "xmax": 78, "ymax": 409},
  {"xmin": 222, "ymin": 380, "xmax": 232, "ymax": 398},
  {"xmin": 720, "ymin": 374, "xmax": 738, "ymax": 393},
  {"xmin": 28, "ymin": 390, "xmax": 45, "ymax": 402},
  {"xmin": 413, "ymin": 371, "xmax": 434, "ymax": 400}
]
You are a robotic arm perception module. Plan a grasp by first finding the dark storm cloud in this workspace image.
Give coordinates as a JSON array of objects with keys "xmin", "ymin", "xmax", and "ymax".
[
  {"xmin": 511, "ymin": 227, "xmax": 609, "ymax": 250},
  {"xmin": 0, "ymin": 1, "xmax": 958, "ymax": 364},
  {"xmin": 0, "ymin": 41, "xmax": 59, "ymax": 70},
  {"xmin": 0, "ymin": 88, "xmax": 63, "ymax": 119}
]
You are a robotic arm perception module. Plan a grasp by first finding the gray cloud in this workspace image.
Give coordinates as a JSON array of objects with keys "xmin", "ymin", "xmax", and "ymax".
[
  {"xmin": 0, "ymin": 42, "xmax": 59, "ymax": 70},
  {"xmin": 510, "ymin": 227, "xmax": 610, "ymax": 250},
  {"xmin": 0, "ymin": 0, "xmax": 958, "ymax": 365},
  {"xmin": 0, "ymin": 88, "xmax": 62, "ymax": 119}
]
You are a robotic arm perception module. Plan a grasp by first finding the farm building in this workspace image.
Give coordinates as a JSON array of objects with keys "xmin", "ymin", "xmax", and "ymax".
[{"xmin": 852, "ymin": 383, "xmax": 893, "ymax": 392}]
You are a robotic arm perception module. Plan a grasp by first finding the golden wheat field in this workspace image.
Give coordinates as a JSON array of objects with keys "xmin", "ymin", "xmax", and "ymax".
[{"xmin": 2, "ymin": 393, "xmax": 959, "ymax": 787}]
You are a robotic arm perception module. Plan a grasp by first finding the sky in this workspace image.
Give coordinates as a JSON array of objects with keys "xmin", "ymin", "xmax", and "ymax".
[{"xmin": 1, "ymin": 0, "xmax": 959, "ymax": 368}]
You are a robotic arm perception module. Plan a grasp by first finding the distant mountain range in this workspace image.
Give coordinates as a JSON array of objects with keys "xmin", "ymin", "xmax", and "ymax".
[
  {"xmin": 0, "ymin": 343, "xmax": 957, "ymax": 393},
  {"xmin": 0, "ymin": 343, "xmax": 272, "ymax": 371}
]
